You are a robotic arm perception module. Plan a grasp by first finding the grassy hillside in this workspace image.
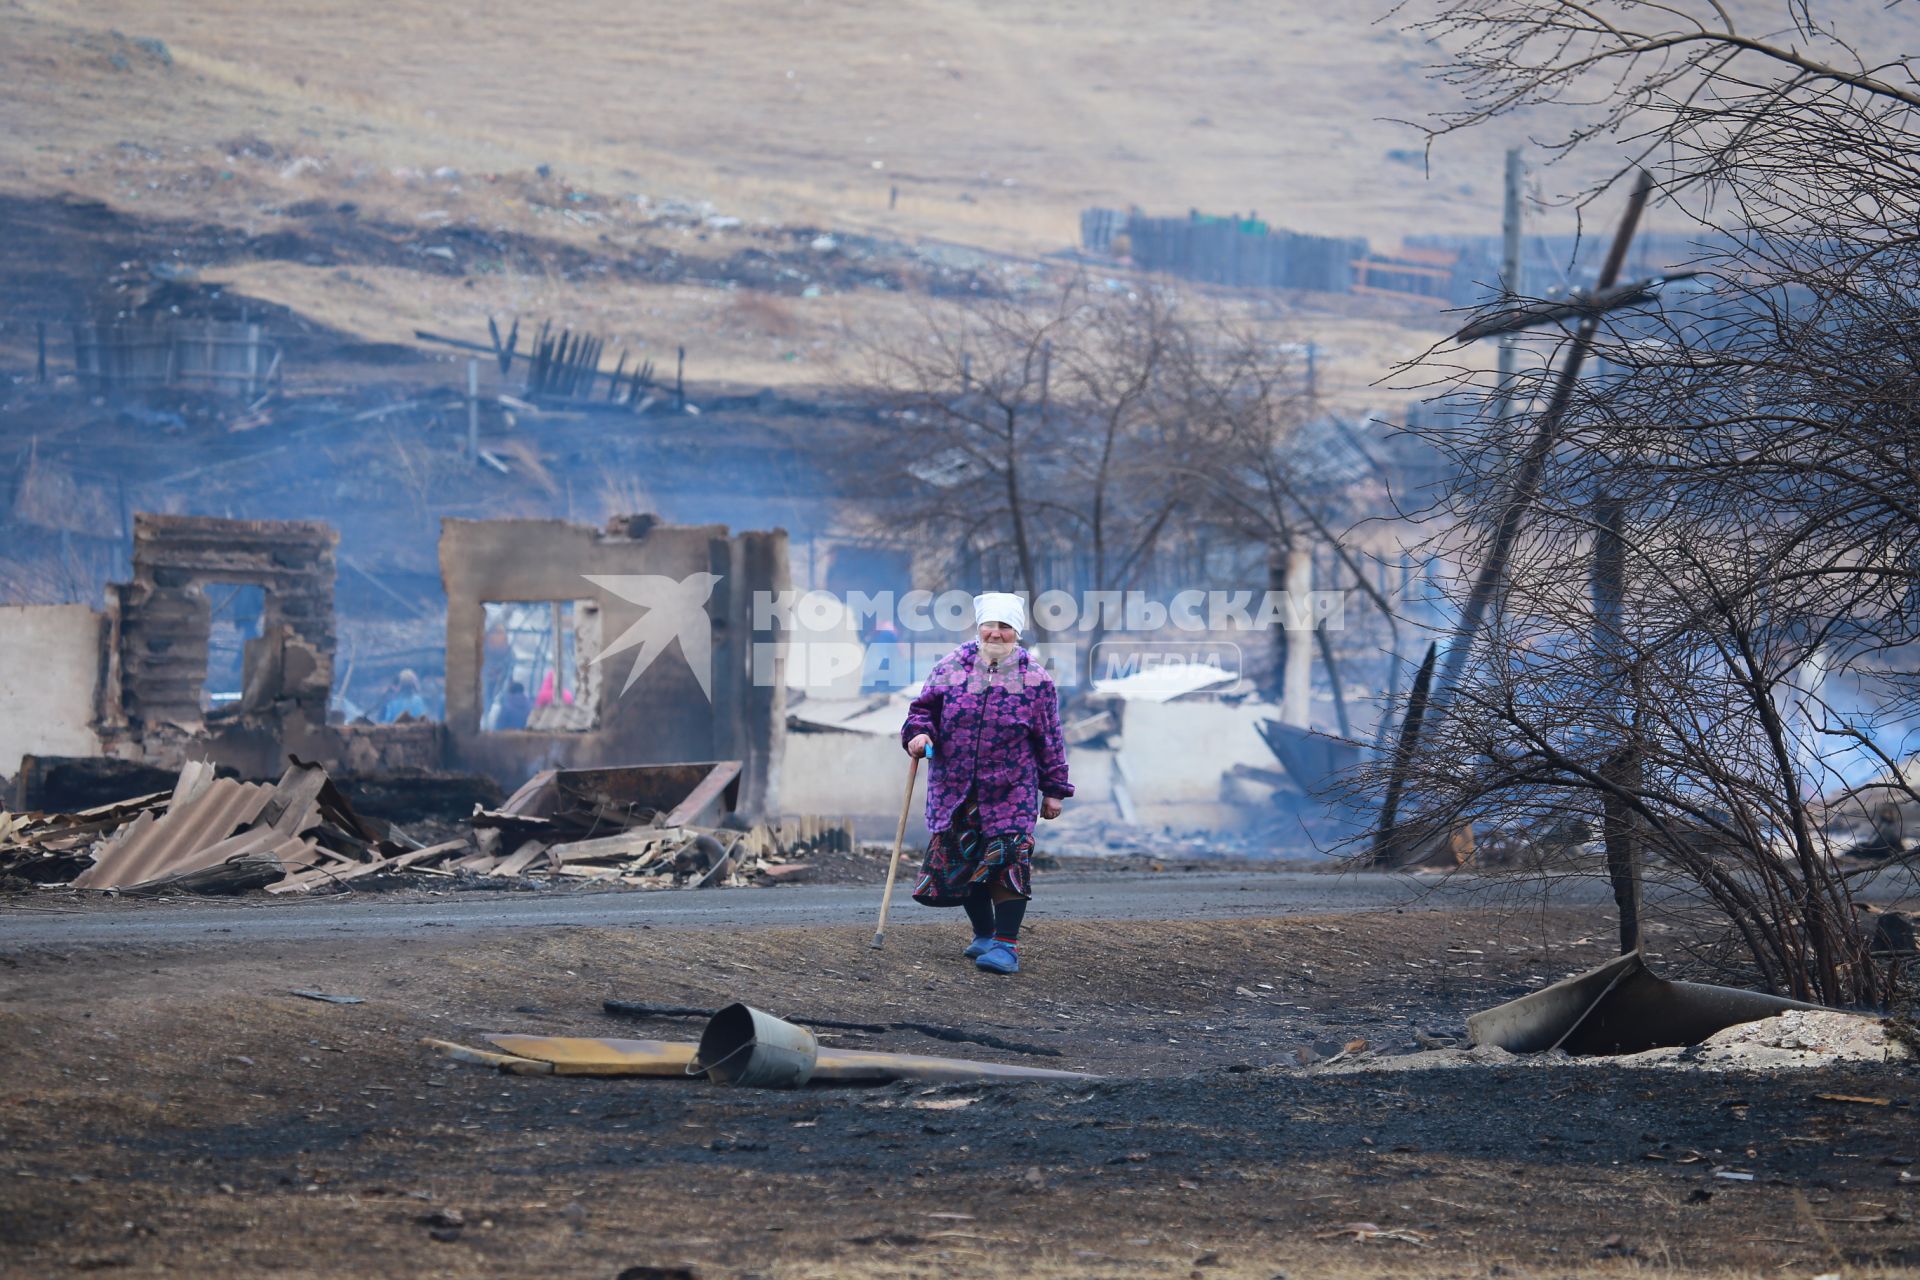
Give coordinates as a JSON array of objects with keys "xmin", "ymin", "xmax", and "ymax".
[
  {"xmin": 7, "ymin": 0, "xmax": 1602, "ymax": 247},
  {"xmin": 9, "ymin": 2, "xmax": 1902, "ymax": 402}
]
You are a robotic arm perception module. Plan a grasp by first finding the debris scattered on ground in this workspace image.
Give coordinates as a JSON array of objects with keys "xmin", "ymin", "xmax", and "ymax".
[
  {"xmin": 469, "ymin": 763, "xmax": 854, "ymax": 890},
  {"xmin": 1300, "ymin": 950, "xmax": 1916, "ymax": 1075},
  {"xmin": 1316, "ymin": 1008, "xmax": 1913, "ymax": 1074},
  {"xmin": 1, "ymin": 756, "xmax": 854, "ymax": 896},
  {"xmin": 602, "ymin": 998, "xmax": 1064, "ymax": 1057},
  {"xmin": 51, "ymin": 758, "xmax": 383, "ymax": 894},
  {"xmin": 0, "ymin": 792, "xmax": 171, "ymax": 885},
  {"xmin": 1316, "ymin": 1222, "xmax": 1429, "ymax": 1246},
  {"xmin": 289, "ymin": 990, "xmax": 364, "ymax": 1005},
  {"xmin": 1613, "ymin": 1009, "xmax": 1915, "ymax": 1070},
  {"xmin": 428, "ymin": 1002, "xmax": 1096, "ymax": 1087}
]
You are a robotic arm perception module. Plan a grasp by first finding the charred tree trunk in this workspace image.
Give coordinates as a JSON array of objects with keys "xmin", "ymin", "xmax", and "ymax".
[
  {"xmin": 1265, "ymin": 549, "xmax": 1290, "ymax": 704},
  {"xmin": 1371, "ymin": 643, "xmax": 1438, "ymax": 868},
  {"xmin": 1592, "ymin": 495, "xmax": 1643, "ymax": 954},
  {"xmin": 1601, "ymin": 750, "xmax": 1644, "ymax": 954}
]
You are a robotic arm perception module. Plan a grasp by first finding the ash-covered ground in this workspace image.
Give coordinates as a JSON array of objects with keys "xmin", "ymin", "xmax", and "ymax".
[{"xmin": 3, "ymin": 905, "xmax": 1915, "ymax": 1279}]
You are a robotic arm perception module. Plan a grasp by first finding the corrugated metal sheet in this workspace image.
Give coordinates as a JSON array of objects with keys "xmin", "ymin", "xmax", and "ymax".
[
  {"xmin": 124, "ymin": 835, "xmax": 316, "ymax": 895},
  {"xmin": 72, "ymin": 779, "xmax": 273, "ymax": 889}
]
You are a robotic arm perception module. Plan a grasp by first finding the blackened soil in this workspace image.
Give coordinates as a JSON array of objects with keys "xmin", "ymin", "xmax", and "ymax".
[{"xmin": 2, "ymin": 910, "xmax": 1914, "ymax": 1278}]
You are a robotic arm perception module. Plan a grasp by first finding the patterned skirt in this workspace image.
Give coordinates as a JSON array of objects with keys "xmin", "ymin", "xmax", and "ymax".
[{"xmin": 910, "ymin": 791, "xmax": 1033, "ymax": 907}]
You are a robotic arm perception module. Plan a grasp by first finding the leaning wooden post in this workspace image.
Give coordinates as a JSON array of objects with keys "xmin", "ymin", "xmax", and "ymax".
[
  {"xmin": 1426, "ymin": 169, "xmax": 1654, "ymax": 723},
  {"xmin": 1494, "ymin": 147, "xmax": 1524, "ymax": 419},
  {"xmin": 244, "ymin": 321, "xmax": 260, "ymax": 399}
]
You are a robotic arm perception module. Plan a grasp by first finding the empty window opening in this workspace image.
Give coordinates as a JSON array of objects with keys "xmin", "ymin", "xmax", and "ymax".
[
  {"xmin": 481, "ymin": 600, "xmax": 601, "ymax": 732},
  {"xmin": 205, "ymin": 582, "xmax": 266, "ymax": 710}
]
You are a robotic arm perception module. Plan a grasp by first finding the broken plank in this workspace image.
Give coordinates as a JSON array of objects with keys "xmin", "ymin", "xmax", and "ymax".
[
  {"xmin": 546, "ymin": 830, "xmax": 670, "ymax": 865},
  {"xmin": 423, "ymin": 1038, "xmax": 554, "ymax": 1074},
  {"xmin": 498, "ymin": 769, "xmax": 559, "ymax": 817},
  {"xmin": 488, "ymin": 840, "xmax": 550, "ymax": 877},
  {"xmin": 393, "ymin": 840, "xmax": 472, "ymax": 867},
  {"xmin": 661, "ymin": 761, "xmax": 743, "ymax": 828},
  {"xmin": 267, "ymin": 839, "xmax": 468, "ymax": 894},
  {"xmin": 31, "ymin": 792, "xmax": 171, "ymax": 827},
  {"xmin": 470, "ymin": 811, "xmax": 555, "ymax": 838}
]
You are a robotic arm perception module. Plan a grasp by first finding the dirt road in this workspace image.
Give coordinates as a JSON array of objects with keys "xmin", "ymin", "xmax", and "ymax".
[{"xmin": 0, "ymin": 867, "xmax": 1838, "ymax": 951}]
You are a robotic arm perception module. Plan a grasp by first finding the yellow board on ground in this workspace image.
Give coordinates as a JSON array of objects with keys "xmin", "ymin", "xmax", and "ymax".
[
  {"xmin": 484, "ymin": 1034, "xmax": 698, "ymax": 1077},
  {"xmin": 479, "ymin": 1033, "xmax": 1093, "ymax": 1083}
]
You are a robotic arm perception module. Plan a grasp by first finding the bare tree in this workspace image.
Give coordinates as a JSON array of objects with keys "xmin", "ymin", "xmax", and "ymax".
[
  {"xmin": 1378, "ymin": 1, "xmax": 1920, "ymax": 1004},
  {"xmin": 1052, "ymin": 285, "xmax": 1195, "ymax": 662},
  {"xmin": 860, "ymin": 279, "xmax": 1397, "ymax": 732},
  {"xmin": 855, "ymin": 279, "xmax": 1220, "ymax": 653},
  {"xmin": 1170, "ymin": 321, "xmax": 1401, "ymax": 717},
  {"xmin": 854, "ymin": 284, "xmax": 1078, "ymax": 614}
]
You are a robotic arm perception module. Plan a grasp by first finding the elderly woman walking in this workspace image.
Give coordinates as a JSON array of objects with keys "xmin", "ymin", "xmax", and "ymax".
[{"xmin": 901, "ymin": 592, "xmax": 1072, "ymax": 974}]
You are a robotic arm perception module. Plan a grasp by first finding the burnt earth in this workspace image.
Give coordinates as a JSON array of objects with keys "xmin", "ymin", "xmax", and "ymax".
[{"xmin": 2, "ymin": 909, "xmax": 1915, "ymax": 1278}]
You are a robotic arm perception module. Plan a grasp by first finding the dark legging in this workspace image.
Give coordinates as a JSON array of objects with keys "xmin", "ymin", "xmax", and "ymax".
[
  {"xmin": 964, "ymin": 884, "xmax": 1027, "ymax": 941},
  {"xmin": 963, "ymin": 885, "xmax": 995, "ymax": 938}
]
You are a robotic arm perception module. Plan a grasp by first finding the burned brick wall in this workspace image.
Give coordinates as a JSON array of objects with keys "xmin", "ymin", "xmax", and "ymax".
[
  {"xmin": 440, "ymin": 516, "xmax": 788, "ymax": 813},
  {"xmin": 102, "ymin": 514, "xmax": 338, "ymax": 771}
]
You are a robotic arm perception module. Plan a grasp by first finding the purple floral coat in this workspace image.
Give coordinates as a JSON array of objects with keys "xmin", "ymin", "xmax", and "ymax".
[{"xmin": 901, "ymin": 641, "xmax": 1073, "ymax": 837}]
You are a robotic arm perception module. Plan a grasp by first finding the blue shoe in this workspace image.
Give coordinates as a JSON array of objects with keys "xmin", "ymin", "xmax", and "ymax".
[
  {"xmin": 963, "ymin": 934, "xmax": 995, "ymax": 959},
  {"xmin": 974, "ymin": 941, "xmax": 1020, "ymax": 974}
]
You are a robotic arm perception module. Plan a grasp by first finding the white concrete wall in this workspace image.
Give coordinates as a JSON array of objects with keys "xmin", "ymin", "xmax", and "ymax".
[
  {"xmin": 1117, "ymin": 699, "xmax": 1276, "ymax": 804},
  {"xmin": 781, "ymin": 729, "xmax": 928, "ymax": 842},
  {"xmin": 1065, "ymin": 747, "xmax": 1114, "ymax": 805},
  {"xmin": 0, "ymin": 604, "xmax": 104, "ymax": 778}
]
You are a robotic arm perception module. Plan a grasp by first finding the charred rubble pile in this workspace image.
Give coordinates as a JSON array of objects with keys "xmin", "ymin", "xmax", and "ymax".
[{"xmin": 0, "ymin": 757, "xmax": 846, "ymax": 896}]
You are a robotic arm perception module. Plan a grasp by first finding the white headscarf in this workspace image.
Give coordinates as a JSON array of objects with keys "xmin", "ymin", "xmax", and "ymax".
[{"xmin": 972, "ymin": 591, "xmax": 1026, "ymax": 635}]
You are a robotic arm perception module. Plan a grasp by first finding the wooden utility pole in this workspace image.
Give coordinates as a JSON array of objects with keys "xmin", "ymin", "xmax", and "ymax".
[
  {"xmin": 1372, "ymin": 167, "xmax": 1657, "ymax": 868},
  {"xmin": 1427, "ymin": 169, "xmax": 1654, "ymax": 717},
  {"xmin": 1280, "ymin": 547, "xmax": 1313, "ymax": 728},
  {"xmin": 467, "ymin": 359, "xmax": 480, "ymax": 461}
]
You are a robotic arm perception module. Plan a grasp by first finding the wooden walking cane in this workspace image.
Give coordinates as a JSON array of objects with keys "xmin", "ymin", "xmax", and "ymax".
[{"xmin": 870, "ymin": 744, "xmax": 930, "ymax": 950}]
